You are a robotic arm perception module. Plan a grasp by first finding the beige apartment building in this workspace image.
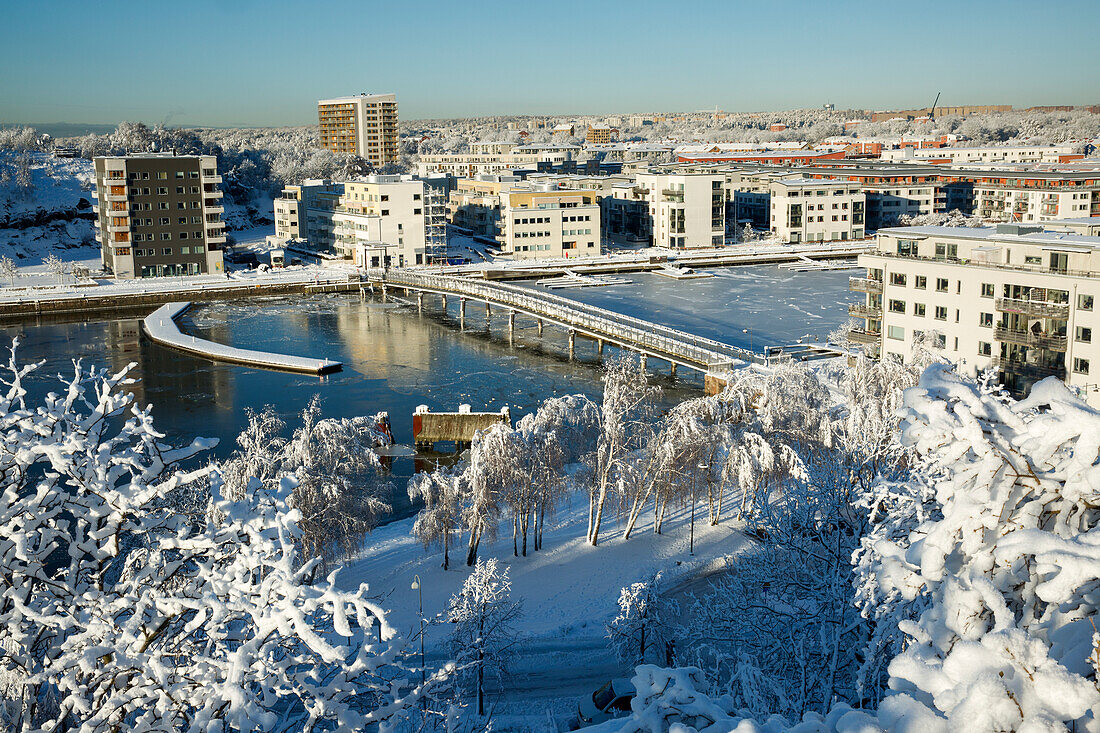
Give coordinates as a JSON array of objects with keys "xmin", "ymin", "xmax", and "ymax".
[
  {"xmin": 317, "ymin": 93, "xmax": 398, "ymax": 167},
  {"xmin": 635, "ymin": 172, "xmax": 726, "ymax": 248},
  {"xmin": 974, "ymin": 182, "xmax": 1098, "ymax": 223},
  {"xmin": 92, "ymin": 153, "xmax": 225, "ymax": 279},
  {"xmin": 332, "ymin": 175, "xmax": 427, "ymax": 267},
  {"xmin": 447, "ymin": 176, "xmax": 520, "ymax": 237},
  {"xmin": 274, "ymin": 179, "xmax": 344, "ymax": 249},
  {"xmin": 850, "ymin": 223, "xmax": 1100, "ymax": 405},
  {"xmin": 498, "ymin": 183, "xmax": 600, "ymax": 260},
  {"xmin": 769, "ymin": 178, "xmax": 866, "ymax": 243}
]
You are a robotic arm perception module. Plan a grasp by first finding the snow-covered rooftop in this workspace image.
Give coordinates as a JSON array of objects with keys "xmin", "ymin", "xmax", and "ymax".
[{"xmin": 876, "ymin": 224, "xmax": 1100, "ymax": 249}]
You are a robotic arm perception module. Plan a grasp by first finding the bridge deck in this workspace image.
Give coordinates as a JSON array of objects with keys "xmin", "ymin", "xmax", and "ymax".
[{"xmin": 370, "ymin": 270, "xmax": 788, "ymax": 374}]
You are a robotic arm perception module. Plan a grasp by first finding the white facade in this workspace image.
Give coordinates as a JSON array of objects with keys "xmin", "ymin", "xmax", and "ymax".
[
  {"xmin": 768, "ymin": 178, "xmax": 866, "ymax": 243},
  {"xmin": 883, "ymin": 144, "xmax": 1081, "ymax": 165},
  {"xmin": 635, "ymin": 172, "xmax": 726, "ymax": 248},
  {"xmin": 273, "ymin": 180, "xmax": 344, "ymax": 249},
  {"xmin": 498, "ymin": 184, "xmax": 600, "ymax": 260},
  {"xmin": 332, "ymin": 176, "xmax": 428, "ymax": 266},
  {"xmin": 851, "ymin": 224, "xmax": 1100, "ymax": 407},
  {"xmin": 974, "ymin": 185, "xmax": 1096, "ymax": 223}
]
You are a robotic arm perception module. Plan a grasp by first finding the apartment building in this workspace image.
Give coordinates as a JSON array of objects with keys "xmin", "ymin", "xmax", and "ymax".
[
  {"xmin": 850, "ymin": 223, "xmax": 1100, "ymax": 405},
  {"xmin": 498, "ymin": 183, "xmax": 600, "ymax": 260},
  {"xmin": 883, "ymin": 144, "xmax": 1083, "ymax": 166},
  {"xmin": 635, "ymin": 172, "xmax": 726, "ymax": 248},
  {"xmin": 768, "ymin": 179, "xmax": 866, "ymax": 243},
  {"xmin": 417, "ymin": 144, "xmax": 582, "ymax": 178},
  {"xmin": 317, "ymin": 93, "xmax": 398, "ymax": 167},
  {"xmin": 447, "ymin": 175, "xmax": 520, "ymax": 237},
  {"xmin": 332, "ymin": 175, "xmax": 427, "ymax": 267},
  {"xmin": 92, "ymin": 154, "xmax": 225, "ymax": 279},
  {"xmin": 274, "ymin": 179, "xmax": 344, "ymax": 249},
  {"xmin": 586, "ymin": 124, "xmax": 612, "ymax": 144},
  {"xmin": 972, "ymin": 175, "xmax": 1100, "ymax": 223}
]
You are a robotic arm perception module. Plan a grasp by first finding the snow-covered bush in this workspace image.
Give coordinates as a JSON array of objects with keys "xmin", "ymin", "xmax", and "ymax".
[
  {"xmin": 608, "ymin": 574, "xmax": 680, "ymax": 667},
  {"xmin": 856, "ymin": 365, "xmax": 1100, "ymax": 730},
  {"xmin": 0, "ymin": 344, "xmax": 430, "ymax": 732}
]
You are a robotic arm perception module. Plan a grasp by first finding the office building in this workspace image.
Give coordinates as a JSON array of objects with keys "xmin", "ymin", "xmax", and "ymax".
[
  {"xmin": 498, "ymin": 183, "xmax": 601, "ymax": 260},
  {"xmin": 768, "ymin": 178, "xmax": 866, "ymax": 243},
  {"xmin": 635, "ymin": 172, "xmax": 726, "ymax": 248}
]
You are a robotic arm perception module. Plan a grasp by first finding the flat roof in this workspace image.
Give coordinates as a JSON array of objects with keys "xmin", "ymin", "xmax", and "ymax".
[{"xmin": 877, "ymin": 224, "xmax": 1100, "ymax": 249}]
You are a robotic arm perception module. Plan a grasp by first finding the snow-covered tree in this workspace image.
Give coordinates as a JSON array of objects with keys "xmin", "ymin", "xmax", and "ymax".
[
  {"xmin": 0, "ymin": 257, "xmax": 17, "ymax": 286},
  {"xmin": 408, "ymin": 467, "xmax": 464, "ymax": 570},
  {"xmin": 461, "ymin": 424, "xmax": 506, "ymax": 566},
  {"xmin": 607, "ymin": 573, "xmax": 680, "ymax": 667},
  {"xmin": 0, "ymin": 343, "xmax": 434, "ymax": 732},
  {"xmin": 42, "ymin": 253, "xmax": 65, "ymax": 283},
  {"xmin": 856, "ymin": 365, "xmax": 1100, "ymax": 729},
  {"xmin": 590, "ymin": 356, "xmax": 659, "ymax": 546},
  {"xmin": 282, "ymin": 395, "xmax": 393, "ymax": 567},
  {"xmin": 446, "ymin": 558, "xmax": 522, "ymax": 716}
]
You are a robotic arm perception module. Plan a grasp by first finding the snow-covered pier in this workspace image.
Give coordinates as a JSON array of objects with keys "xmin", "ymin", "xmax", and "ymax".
[{"xmin": 142, "ymin": 302, "xmax": 342, "ymax": 375}]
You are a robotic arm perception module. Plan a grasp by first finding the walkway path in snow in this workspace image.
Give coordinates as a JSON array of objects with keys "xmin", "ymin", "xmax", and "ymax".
[{"xmin": 142, "ymin": 302, "xmax": 342, "ymax": 375}]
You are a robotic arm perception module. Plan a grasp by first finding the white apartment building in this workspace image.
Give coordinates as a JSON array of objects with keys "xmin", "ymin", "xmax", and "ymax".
[
  {"xmin": 417, "ymin": 144, "xmax": 582, "ymax": 178},
  {"xmin": 635, "ymin": 172, "xmax": 725, "ymax": 248},
  {"xmin": 883, "ymin": 144, "xmax": 1081, "ymax": 166},
  {"xmin": 850, "ymin": 223, "xmax": 1100, "ymax": 406},
  {"xmin": 332, "ymin": 175, "xmax": 428, "ymax": 267},
  {"xmin": 273, "ymin": 180, "xmax": 344, "ymax": 249},
  {"xmin": 498, "ymin": 183, "xmax": 600, "ymax": 260},
  {"xmin": 768, "ymin": 178, "xmax": 866, "ymax": 243},
  {"xmin": 974, "ymin": 184, "xmax": 1097, "ymax": 223}
]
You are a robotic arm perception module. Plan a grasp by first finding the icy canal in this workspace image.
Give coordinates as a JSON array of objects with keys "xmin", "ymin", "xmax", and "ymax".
[{"xmin": 2, "ymin": 264, "xmax": 855, "ymax": 514}]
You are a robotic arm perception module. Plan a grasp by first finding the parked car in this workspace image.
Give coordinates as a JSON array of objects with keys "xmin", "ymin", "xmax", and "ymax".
[{"xmin": 575, "ymin": 678, "xmax": 634, "ymax": 728}]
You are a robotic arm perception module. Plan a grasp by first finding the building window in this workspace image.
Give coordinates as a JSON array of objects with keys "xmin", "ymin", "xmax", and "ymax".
[
  {"xmin": 1074, "ymin": 358, "xmax": 1090, "ymax": 375},
  {"xmin": 157, "ymin": 187, "xmax": 168, "ymax": 195},
  {"xmin": 176, "ymin": 186, "xmax": 184, "ymax": 194},
  {"xmin": 914, "ymin": 303, "xmax": 926, "ymax": 317},
  {"xmin": 889, "ymin": 299, "xmax": 905, "ymax": 314},
  {"xmin": 890, "ymin": 273, "xmax": 907, "ymax": 286},
  {"xmin": 887, "ymin": 325, "xmax": 904, "ymax": 340},
  {"xmin": 914, "ymin": 275, "xmax": 927, "ymax": 289},
  {"xmin": 979, "ymin": 312, "xmax": 993, "ymax": 327},
  {"xmin": 1076, "ymin": 326, "xmax": 1092, "ymax": 343},
  {"xmin": 978, "ymin": 342, "xmax": 992, "ymax": 356},
  {"xmin": 936, "ymin": 278, "xmax": 949, "ymax": 292},
  {"xmin": 1079, "ymin": 294, "xmax": 1094, "ymax": 311},
  {"xmin": 935, "ymin": 306, "xmax": 948, "ymax": 320},
  {"xmin": 162, "ymin": 247, "xmax": 173, "ymax": 255},
  {"xmin": 981, "ymin": 283, "xmax": 994, "ymax": 298}
]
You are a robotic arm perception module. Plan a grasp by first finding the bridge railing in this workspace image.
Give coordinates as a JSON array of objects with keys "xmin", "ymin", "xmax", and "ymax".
[{"xmin": 377, "ymin": 270, "xmax": 770, "ymax": 370}]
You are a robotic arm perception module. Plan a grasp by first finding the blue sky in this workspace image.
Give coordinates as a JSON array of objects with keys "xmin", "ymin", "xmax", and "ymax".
[{"xmin": 2, "ymin": 0, "xmax": 1098, "ymax": 127}]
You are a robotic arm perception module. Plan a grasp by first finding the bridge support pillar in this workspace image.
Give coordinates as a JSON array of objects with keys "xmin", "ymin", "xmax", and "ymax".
[
  {"xmin": 381, "ymin": 285, "xmax": 387, "ymax": 302},
  {"xmin": 639, "ymin": 353, "xmax": 647, "ymax": 371},
  {"xmin": 670, "ymin": 362, "xmax": 677, "ymax": 378},
  {"xmin": 537, "ymin": 319, "xmax": 543, "ymax": 336},
  {"xmin": 441, "ymin": 294, "xmax": 447, "ymax": 310},
  {"xmin": 597, "ymin": 339, "xmax": 604, "ymax": 356},
  {"xmin": 417, "ymin": 292, "xmax": 423, "ymax": 313},
  {"xmin": 486, "ymin": 302, "xmax": 491, "ymax": 319},
  {"xmin": 460, "ymin": 298, "xmax": 467, "ymax": 329},
  {"xmin": 568, "ymin": 329, "xmax": 576, "ymax": 359},
  {"xmin": 507, "ymin": 310, "xmax": 515, "ymax": 334}
]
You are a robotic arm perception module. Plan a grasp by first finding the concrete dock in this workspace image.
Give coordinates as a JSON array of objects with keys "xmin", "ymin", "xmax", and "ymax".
[{"xmin": 142, "ymin": 302, "xmax": 342, "ymax": 375}]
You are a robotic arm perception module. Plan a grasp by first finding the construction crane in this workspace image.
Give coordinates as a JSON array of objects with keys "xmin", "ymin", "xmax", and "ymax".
[{"xmin": 929, "ymin": 92, "xmax": 941, "ymax": 121}]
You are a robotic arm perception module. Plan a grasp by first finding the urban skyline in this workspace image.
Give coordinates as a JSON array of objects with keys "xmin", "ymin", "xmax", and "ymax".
[{"xmin": 2, "ymin": 0, "xmax": 1099, "ymax": 128}]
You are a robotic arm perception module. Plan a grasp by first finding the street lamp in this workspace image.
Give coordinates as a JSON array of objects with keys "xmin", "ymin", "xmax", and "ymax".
[
  {"xmin": 742, "ymin": 328, "xmax": 753, "ymax": 353},
  {"xmin": 690, "ymin": 462, "xmax": 708, "ymax": 556},
  {"xmin": 411, "ymin": 575, "xmax": 425, "ymax": 702}
]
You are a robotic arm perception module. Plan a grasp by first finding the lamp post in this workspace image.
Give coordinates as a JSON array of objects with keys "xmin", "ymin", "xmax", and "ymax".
[
  {"xmin": 411, "ymin": 575, "xmax": 425, "ymax": 704},
  {"xmin": 742, "ymin": 328, "xmax": 753, "ymax": 354},
  {"xmin": 690, "ymin": 462, "xmax": 708, "ymax": 556}
]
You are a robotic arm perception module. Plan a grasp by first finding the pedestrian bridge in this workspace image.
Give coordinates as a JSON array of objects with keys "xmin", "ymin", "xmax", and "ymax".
[{"xmin": 366, "ymin": 269, "xmax": 791, "ymax": 376}]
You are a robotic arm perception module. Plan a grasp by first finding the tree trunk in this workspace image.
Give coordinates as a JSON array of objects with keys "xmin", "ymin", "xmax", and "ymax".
[
  {"xmin": 443, "ymin": 530, "xmax": 450, "ymax": 570},
  {"xmin": 624, "ymin": 488, "xmax": 650, "ymax": 540},
  {"xmin": 521, "ymin": 510, "xmax": 528, "ymax": 556},
  {"xmin": 466, "ymin": 525, "xmax": 481, "ymax": 566},
  {"xmin": 477, "ymin": 616, "xmax": 486, "ymax": 716},
  {"xmin": 590, "ymin": 483, "xmax": 608, "ymax": 547},
  {"xmin": 512, "ymin": 515, "xmax": 518, "ymax": 557}
]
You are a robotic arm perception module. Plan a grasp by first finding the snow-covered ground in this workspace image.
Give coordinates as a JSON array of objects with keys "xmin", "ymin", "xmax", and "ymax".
[{"xmin": 338, "ymin": 488, "xmax": 750, "ymax": 725}]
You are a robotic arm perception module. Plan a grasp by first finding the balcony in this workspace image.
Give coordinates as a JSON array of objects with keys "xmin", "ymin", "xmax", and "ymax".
[
  {"xmin": 994, "ymin": 325, "xmax": 1068, "ymax": 351},
  {"xmin": 992, "ymin": 356, "xmax": 1065, "ymax": 380},
  {"xmin": 203, "ymin": 188, "xmax": 224, "ymax": 198},
  {"xmin": 204, "ymin": 204, "xmax": 224, "ymax": 215},
  {"xmin": 201, "ymin": 174, "xmax": 223, "ymax": 185},
  {"xmin": 107, "ymin": 223, "xmax": 130, "ymax": 234},
  {"xmin": 848, "ymin": 303, "xmax": 882, "ymax": 319},
  {"xmin": 848, "ymin": 328, "xmax": 881, "ymax": 345},
  {"xmin": 849, "ymin": 276, "xmax": 883, "ymax": 294},
  {"xmin": 995, "ymin": 297, "xmax": 1070, "ymax": 319},
  {"xmin": 104, "ymin": 190, "xmax": 128, "ymax": 202},
  {"xmin": 206, "ymin": 232, "xmax": 227, "ymax": 244}
]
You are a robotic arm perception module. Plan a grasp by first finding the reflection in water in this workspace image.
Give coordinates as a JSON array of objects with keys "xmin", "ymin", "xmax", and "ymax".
[{"xmin": 0, "ymin": 267, "xmax": 852, "ymax": 523}]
